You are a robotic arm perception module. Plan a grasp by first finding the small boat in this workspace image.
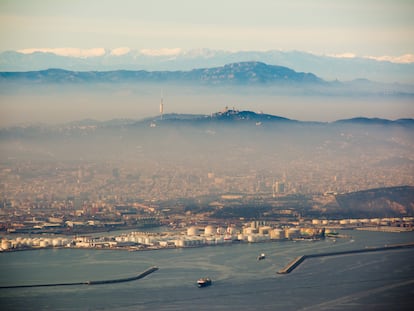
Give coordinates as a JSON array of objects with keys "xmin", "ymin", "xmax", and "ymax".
[
  {"xmin": 257, "ymin": 253, "xmax": 266, "ymax": 260},
  {"xmin": 197, "ymin": 277, "xmax": 212, "ymax": 288}
]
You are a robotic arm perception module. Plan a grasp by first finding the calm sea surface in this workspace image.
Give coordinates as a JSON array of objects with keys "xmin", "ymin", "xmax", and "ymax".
[{"xmin": 1, "ymin": 230, "xmax": 414, "ymax": 311}]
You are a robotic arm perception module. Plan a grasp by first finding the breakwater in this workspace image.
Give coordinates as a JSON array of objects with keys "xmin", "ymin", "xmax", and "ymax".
[
  {"xmin": 0, "ymin": 266, "xmax": 159, "ymax": 289},
  {"xmin": 87, "ymin": 266, "xmax": 159, "ymax": 285},
  {"xmin": 277, "ymin": 243, "xmax": 414, "ymax": 274}
]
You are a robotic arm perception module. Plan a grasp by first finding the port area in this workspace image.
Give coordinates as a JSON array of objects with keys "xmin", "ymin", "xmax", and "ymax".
[
  {"xmin": 0, "ymin": 266, "xmax": 158, "ymax": 289},
  {"xmin": 277, "ymin": 243, "xmax": 414, "ymax": 274}
]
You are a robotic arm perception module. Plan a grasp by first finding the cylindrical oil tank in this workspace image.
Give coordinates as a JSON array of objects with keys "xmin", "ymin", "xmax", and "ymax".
[
  {"xmin": 226, "ymin": 226, "xmax": 236, "ymax": 235},
  {"xmin": 52, "ymin": 238, "xmax": 62, "ymax": 247},
  {"xmin": 39, "ymin": 240, "xmax": 49, "ymax": 248},
  {"xmin": 216, "ymin": 227, "xmax": 226, "ymax": 235},
  {"xmin": 187, "ymin": 227, "xmax": 199, "ymax": 236},
  {"xmin": 247, "ymin": 235, "xmax": 257, "ymax": 242},
  {"xmin": 175, "ymin": 239, "xmax": 184, "ymax": 247},
  {"xmin": 204, "ymin": 225, "xmax": 215, "ymax": 236},
  {"xmin": 1, "ymin": 239, "xmax": 11, "ymax": 250}
]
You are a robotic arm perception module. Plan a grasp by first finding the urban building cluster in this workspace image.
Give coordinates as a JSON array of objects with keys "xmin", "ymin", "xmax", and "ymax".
[
  {"xmin": 1, "ymin": 133, "xmax": 413, "ymax": 208},
  {"xmin": 1, "ymin": 127, "xmax": 413, "ymax": 250}
]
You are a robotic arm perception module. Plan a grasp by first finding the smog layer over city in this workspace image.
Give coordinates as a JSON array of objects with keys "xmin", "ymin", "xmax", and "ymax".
[{"xmin": 0, "ymin": 1, "xmax": 414, "ymax": 310}]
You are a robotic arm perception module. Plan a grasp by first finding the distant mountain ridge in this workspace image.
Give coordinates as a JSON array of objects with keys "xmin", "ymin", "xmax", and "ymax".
[
  {"xmin": 146, "ymin": 110, "xmax": 414, "ymax": 126},
  {"xmin": 2, "ymin": 61, "xmax": 413, "ymax": 97},
  {"xmin": 334, "ymin": 117, "xmax": 414, "ymax": 126},
  {"xmin": 1, "ymin": 49, "xmax": 413, "ymax": 83},
  {"xmin": 2, "ymin": 62, "xmax": 412, "ymax": 96},
  {"xmin": 1, "ymin": 109, "xmax": 413, "ymax": 133},
  {"xmin": 0, "ymin": 62, "xmax": 321, "ymax": 85}
]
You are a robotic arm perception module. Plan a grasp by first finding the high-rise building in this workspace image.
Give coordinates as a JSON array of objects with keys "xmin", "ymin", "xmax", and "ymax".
[{"xmin": 273, "ymin": 181, "xmax": 285, "ymax": 197}]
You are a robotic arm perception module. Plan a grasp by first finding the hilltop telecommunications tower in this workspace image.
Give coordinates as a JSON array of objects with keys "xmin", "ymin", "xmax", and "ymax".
[{"xmin": 160, "ymin": 91, "xmax": 164, "ymax": 120}]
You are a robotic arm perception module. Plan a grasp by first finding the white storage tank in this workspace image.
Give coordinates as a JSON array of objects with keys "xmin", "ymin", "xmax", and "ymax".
[
  {"xmin": 216, "ymin": 227, "xmax": 226, "ymax": 235},
  {"xmin": 1, "ymin": 239, "xmax": 11, "ymax": 250},
  {"xmin": 24, "ymin": 238, "xmax": 34, "ymax": 247},
  {"xmin": 39, "ymin": 240, "xmax": 49, "ymax": 248},
  {"xmin": 11, "ymin": 240, "xmax": 20, "ymax": 248},
  {"xmin": 247, "ymin": 235, "xmax": 257, "ymax": 243},
  {"xmin": 52, "ymin": 238, "xmax": 62, "ymax": 247},
  {"xmin": 187, "ymin": 226, "xmax": 199, "ymax": 236},
  {"xmin": 204, "ymin": 225, "xmax": 215, "ymax": 236},
  {"xmin": 226, "ymin": 226, "xmax": 237, "ymax": 235},
  {"xmin": 174, "ymin": 239, "xmax": 184, "ymax": 247},
  {"xmin": 224, "ymin": 235, "xmax": 232, "ymax": 242}
]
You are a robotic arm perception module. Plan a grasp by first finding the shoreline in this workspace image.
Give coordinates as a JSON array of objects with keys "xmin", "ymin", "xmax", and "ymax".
[{"xmin": 2, "ymin": 225, "xmax": 412, "ymax": 254}]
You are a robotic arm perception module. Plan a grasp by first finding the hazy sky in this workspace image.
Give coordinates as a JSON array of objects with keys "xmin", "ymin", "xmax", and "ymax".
[{"xmin": 0, "ymin": 0, "xmax": 413, "ymax": 57}]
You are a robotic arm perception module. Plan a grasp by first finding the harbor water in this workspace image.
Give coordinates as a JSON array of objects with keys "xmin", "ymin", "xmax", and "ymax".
[{"xmin": 1, "ymin": 230, "xmax": 414, "ymax": 310}]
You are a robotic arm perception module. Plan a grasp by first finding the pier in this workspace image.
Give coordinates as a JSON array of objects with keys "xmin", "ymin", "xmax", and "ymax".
[
  {"xmin": 0, "ymin": 266, "xmax": 159, "ymax": 289},
  {"xmin": 277, "ymin": 243, "xmax": 414, "ymax": 274}
]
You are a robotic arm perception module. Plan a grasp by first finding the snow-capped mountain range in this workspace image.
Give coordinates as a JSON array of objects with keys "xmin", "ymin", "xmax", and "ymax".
[{"xmin": 1, "ymin": 48, "xmax": 413, "ymax": 84}]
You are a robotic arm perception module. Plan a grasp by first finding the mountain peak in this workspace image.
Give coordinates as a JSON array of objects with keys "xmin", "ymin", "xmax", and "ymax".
[
  {"xmin": 196, "ymin": 61, "xmax": 321, "ymax": 84},
  {"xmin": 210, "ymin": 108, "xmax": 292, "ymax": 122}
]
